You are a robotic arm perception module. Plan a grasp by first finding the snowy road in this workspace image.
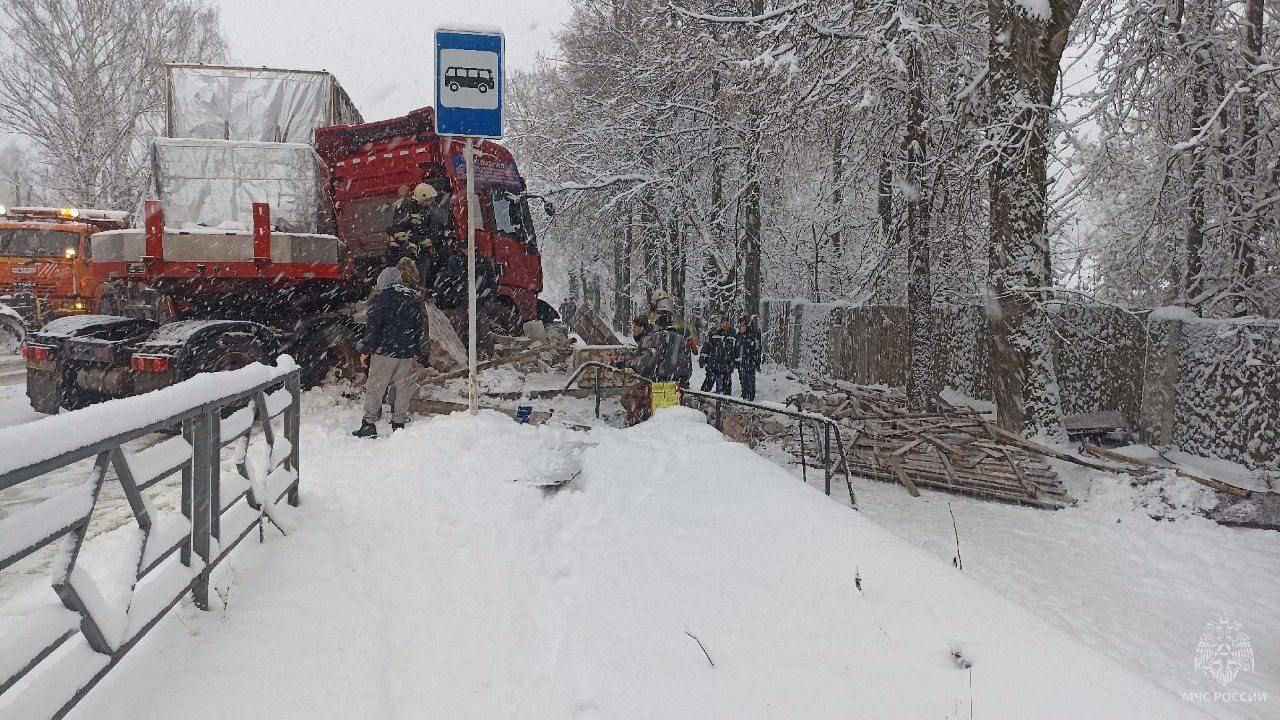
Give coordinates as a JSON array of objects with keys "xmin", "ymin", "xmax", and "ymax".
[
  {"xmin": 10, "ymin": 399, "xmax": 1205, "ymax": 719},
  {"xmin": 0, "ymin": 360, "xmax": 22, "ymax": 388},
  {"xmin": 0, "ymin": 381, "xmax": 40, "ymax": 429}
]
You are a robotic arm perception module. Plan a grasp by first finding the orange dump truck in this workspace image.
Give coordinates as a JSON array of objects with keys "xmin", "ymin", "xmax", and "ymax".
[{"xmin": 0, "ymin": 206, "xmax": 131, "ymax": 333}]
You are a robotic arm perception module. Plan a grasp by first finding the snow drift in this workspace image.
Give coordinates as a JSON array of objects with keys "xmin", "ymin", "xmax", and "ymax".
[{"xmin": 33, "ymin": 404, "xmax": 1202, "ymax": 719}]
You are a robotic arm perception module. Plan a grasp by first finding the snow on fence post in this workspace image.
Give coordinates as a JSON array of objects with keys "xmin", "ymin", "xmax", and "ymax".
[
  {"xmin": 286, "ymin": 372, "xmax": 301, "ymax": 507},
  {"xmin": 190, "ymin": 407, "xmax": 215, "ymax": 611},
  {"xmin": 0, "ymin": 358, "xmax": 302, "ymax": 719}
]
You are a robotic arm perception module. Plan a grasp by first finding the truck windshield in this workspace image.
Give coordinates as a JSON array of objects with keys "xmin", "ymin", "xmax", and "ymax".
[
  {"xmin": 489, "ymin": 190, "xmax": 537, "ymax": 251},
  {"xmin": 0, "ymin": 229, "xmax": 77, "ymax": 258}
]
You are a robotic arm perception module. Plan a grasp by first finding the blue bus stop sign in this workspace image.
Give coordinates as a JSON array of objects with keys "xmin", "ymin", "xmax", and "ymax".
[{"xmin": 435, "ymin": 28, "xmax": 504, "ymax": 138}]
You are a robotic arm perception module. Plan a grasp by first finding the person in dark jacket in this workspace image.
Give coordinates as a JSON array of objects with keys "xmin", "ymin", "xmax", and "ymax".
[
  {"xmin": 395, "ymin": 256, "xmax": 431, "ymax": 366},
  {"xmin": 354, "ymin": 266, "xmax": 424, "ymax": 438},
  {"xmin": 631, "ymin": 316, "xmax": 651, "ymax": 343},
  {"xmin": 621, "ymin": 317, "xmax": 654, "ymax": 425},
  {"xmin": 633, "ymin": 312, "xmax": 688, "ymax": 383},
  {"xmin": 388, "ymin": 182, "xmax": 456, "ymax": 289},
  {"xmin": 736, "ymin": 315, "xmax": 762, "ymax": 401},
  {"xmin": 384, "ymin": 185, "xmax": 418, "ymax": 265},
  {"xmin": 699, "ymin": 316, "xmax": 737, "ymax": 394}
]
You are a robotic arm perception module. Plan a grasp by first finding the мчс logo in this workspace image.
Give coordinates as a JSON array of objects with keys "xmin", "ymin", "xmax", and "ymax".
[{"xmin": 1194, "ymin": 612, "xmax": 1255, "ymax": 687}]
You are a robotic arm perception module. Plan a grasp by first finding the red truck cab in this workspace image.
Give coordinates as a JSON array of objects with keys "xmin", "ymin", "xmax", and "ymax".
[{"xmin": 315, "ymin": 107, "xmax": 546, "ymax": 328}]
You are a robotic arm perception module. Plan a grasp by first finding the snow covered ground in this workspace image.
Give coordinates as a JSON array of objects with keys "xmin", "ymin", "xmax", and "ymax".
[
  {"xmin": 751, "ymin": 368, "xmax": 1279, "ymax": 720},
  {"xmin": 3, "ymin": 392, "xmax": 1214, "ymax": 719},
  {"xmin": 807, "ymin": 468, "xmax": 1278, "ymax": 720},
  {"xmin": 0, "ymin": 379, "xmax": 41, "ymax": 430},
  {"xmin": 2, "ymin": 363, "xmax": 1275, "ymax": 718}
]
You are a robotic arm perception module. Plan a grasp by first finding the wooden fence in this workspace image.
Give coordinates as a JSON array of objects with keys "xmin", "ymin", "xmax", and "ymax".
[{"xmin": 760, "ymin": 299, "xmax": 1279, "ymax": 470}]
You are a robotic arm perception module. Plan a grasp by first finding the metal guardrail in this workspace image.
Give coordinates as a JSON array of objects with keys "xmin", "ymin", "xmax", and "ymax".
[
  {"xmin": 0, "ymin": 367, "xmax": 301, "ymax": 719},
  {"xmin": 564, "ymin": 361, "xmax": 856, "ymax": 507}
]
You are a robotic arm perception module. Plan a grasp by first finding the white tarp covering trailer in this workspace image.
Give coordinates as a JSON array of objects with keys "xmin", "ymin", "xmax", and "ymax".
[
  {"xmin": 165, "ymin": 64, "xmax": 363, "ymax": 145},
  {"xmin": 93, "ymin": 137, "xmax": 341, "ymax": 265},
  {"xmin": 143, "ymin": 137, "xmax": 333, "ymax": 234}
]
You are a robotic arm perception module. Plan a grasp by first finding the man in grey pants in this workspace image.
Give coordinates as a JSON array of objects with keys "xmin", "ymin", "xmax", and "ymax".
[{"xmin": 353, "ymin": 266, "xmax": 425, "ymax": 438}]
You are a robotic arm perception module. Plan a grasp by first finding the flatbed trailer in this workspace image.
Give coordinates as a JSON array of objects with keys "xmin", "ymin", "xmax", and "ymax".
[{"xmin": 23, "ymin": 199, "xmax": 361, "ymax": 412}]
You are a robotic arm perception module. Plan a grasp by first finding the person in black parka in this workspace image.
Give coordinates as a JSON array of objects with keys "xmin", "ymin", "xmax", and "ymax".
[
  {"xmin": 699, "ymin": 316, "xmax": 737, "ymax": 395},
  {"xmin": 354, "ymin": 266, "xmax": 424, "ymax": 438}
]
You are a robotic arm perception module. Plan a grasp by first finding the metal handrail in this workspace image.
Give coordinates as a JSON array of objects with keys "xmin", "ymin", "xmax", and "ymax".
[
  {"xmin": 0, "ymin": 366, "xmax": 302, "ymax": 718},
  {"xmin": 563, "ymin": 361, "xmax": 856, "ymax": 507}
]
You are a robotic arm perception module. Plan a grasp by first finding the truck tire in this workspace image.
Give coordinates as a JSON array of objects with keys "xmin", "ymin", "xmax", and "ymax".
[
  {"xmin": 59, "ymin": 381, "xmax": 103, "ymax": 412},
  {"xmin": 536, "ymin": 299, "xmax": 560, "ymax": 325},
  {"xmin": 183, "ymin": 328, "xmax": 271, "ymax": 376},
  {"xmin": 296, "ymin": 322, "xmax": 361, "ymax": 388},
  {"xmin": 491, "ymin": 296, "xmax": 521, "ymax": 336}
]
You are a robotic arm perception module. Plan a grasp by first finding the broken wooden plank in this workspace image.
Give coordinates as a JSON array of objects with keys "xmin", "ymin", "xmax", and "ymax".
[
  {"xmin": 891, "ymin": 461, "xmax": 922, "ymax": 497},
  {"xmin": 1080, "ymin": 444, "xmax": 1252, "ymax": 498}
]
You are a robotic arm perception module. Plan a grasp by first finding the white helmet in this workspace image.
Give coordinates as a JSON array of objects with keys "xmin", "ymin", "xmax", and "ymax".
[{"xmin": 412, "ymin": 183, "xmax": 437, "ymax": 204}]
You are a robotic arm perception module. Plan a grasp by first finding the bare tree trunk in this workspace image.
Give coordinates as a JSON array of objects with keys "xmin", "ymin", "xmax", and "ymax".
[
  {"xmin": 1180, "ymin": 0, "xmax": 1208, "ymax": 310},
  {"xmin": 615, "ymin": 216, "xmax": 633, "ymax": 330},
  {"xmin": 742, "ymin": 0, "xmax": 765, "ymax": 319},
  {"xmin": 830, "ymin": 116, "xmax": 846, "ymax": 252},
  {"xmin": 673, "ymin": 212, "xmax": 687, "ymax": 320},
  {"xmin": 1233, "ymin": 0, "xmax": 1263, "ymax": 315},
  {"xmin": 811, "ymin": 225, "xmax": 822, "ymax": 302},
  {"xmin": 903, "ymin": 31, "xmax": 936, "ymax": 412},
  {"xmin": 875, "ymin": 147, "xmax": 896, "ymax": 305},
  {"xmin": 878, "ymin": 148, "xmax": 894, "ymax": 244},
  {"xmin": 742, "ymin": 130, "xmax": 762, "ymax": 318},
  {"xmin": 985, "ymin": 0, "xmax": 1078, "ymax": 438}
]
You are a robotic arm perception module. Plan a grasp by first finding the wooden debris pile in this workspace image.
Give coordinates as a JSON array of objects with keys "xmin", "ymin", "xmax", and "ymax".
[{"xmin": 785, "ymin": 383, "xmax": 1072, "ymax": 509}]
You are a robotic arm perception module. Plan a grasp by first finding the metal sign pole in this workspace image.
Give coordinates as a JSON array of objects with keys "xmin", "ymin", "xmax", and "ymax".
[
  {"xmin": 435, "ymin": 27, "xmax": 503, "ymax": 420},
  {"xmin": 465, "ymin": 137, "xmax": 478, "ymax": 416}
]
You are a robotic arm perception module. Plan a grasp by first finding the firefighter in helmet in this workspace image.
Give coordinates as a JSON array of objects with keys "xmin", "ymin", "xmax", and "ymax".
[{"xmin": 387, "ymin": 181, "xmax": 455, "ymax": 289}]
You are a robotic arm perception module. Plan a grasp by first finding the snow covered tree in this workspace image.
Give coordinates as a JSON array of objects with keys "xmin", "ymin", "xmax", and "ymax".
[
  {"xmin": 982, "ymin": 0, "xmax": 1080, "ymax": 437},
  {"xmin": 1066, "ymin": 0, "xmax": 1280, "ymax": 317},
  {"xmin": 0, "ymin": 142, "xmax": 35, "ymax": 206},
  {"xmin": 0, "ymin": 0, "xmax": 228, "ymax": 208}
]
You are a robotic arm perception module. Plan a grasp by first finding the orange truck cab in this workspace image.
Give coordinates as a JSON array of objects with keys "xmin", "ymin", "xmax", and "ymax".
[{"xmin": 0, "ymin": 206, "xmax": 131, "ymax": 327}]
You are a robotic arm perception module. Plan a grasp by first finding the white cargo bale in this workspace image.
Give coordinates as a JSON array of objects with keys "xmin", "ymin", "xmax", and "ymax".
[
  {"xmin": 91, "ymin": 228, "xmax": 339, "ymax": 266},
  {"xmin": 145, "ymin": 138, "xmax": 330, "ymax": 234}
]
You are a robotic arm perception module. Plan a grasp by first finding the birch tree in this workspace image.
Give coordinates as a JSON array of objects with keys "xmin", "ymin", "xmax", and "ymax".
[{"xmin": 0, "ymin": 0, "xmax": 227, "ymax": 208}]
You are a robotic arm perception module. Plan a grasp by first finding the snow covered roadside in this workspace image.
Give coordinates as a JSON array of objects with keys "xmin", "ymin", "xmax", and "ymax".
[
  {"xmin": 0, "ymin": 381, "xmax": 41, "ymax": 430},
  {"xmin": 844, "ymin": 474, "xmax": 1279, "ymax": 720},
  {"xmin": 28, "ymin": 399, "xmax": 1205, "ymax": 719}
]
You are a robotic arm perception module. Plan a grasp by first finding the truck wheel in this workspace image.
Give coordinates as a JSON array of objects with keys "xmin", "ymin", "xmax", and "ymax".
[
  {"xmin": 490, "ymin": 296, "xmax": 521, "ymax": 336},
  {"xmin": 188, "ymin": 330, "xmax": 268, "ymax": 376},
  {"xmin": 298, "ymin": 323, "xmax": 361, "ymax": 388},
  {"xmin": 59, "ymin": 383, "xmax": 102, "ymax": 412},
  {"xmin": 536, "ymin": 299, "xmax": 560, "ymax": 325}
]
